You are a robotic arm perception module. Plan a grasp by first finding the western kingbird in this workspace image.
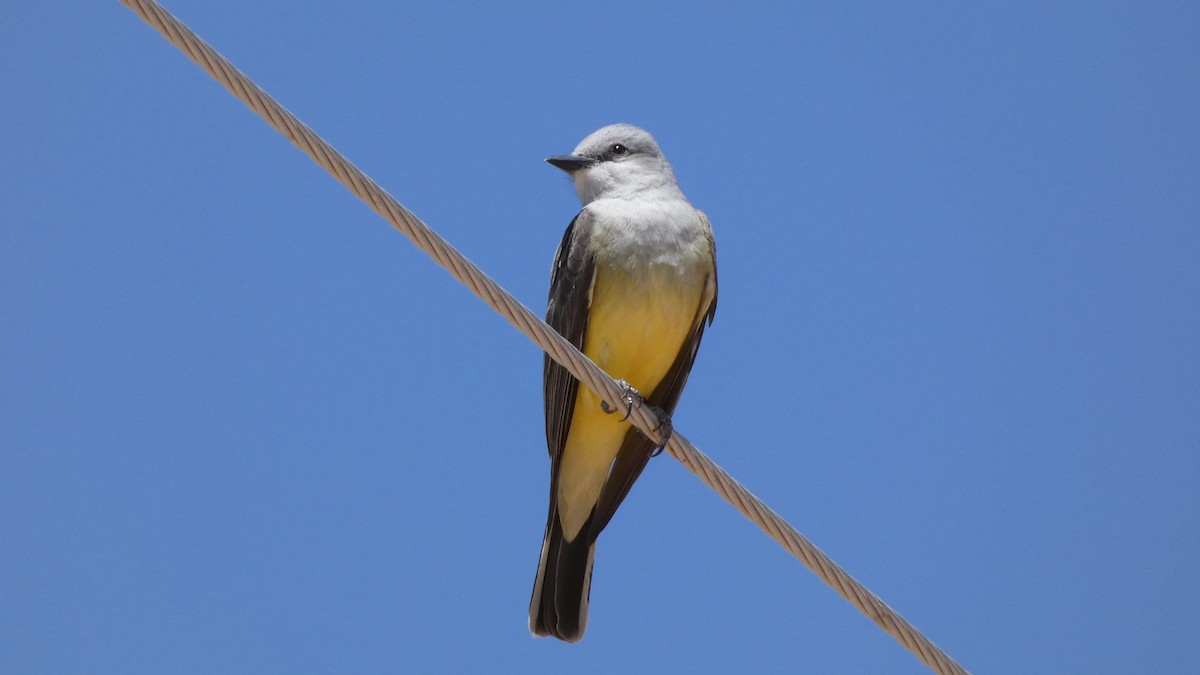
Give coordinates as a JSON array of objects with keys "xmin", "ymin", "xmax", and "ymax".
[{"xmin": 529, "ymin": 124, "xmax": 718, "ymax": 642}]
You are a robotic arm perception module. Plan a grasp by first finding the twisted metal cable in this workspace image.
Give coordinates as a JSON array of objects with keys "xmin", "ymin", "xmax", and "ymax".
[{"xmin": 119, "ymin": 1, "xmax": 968, "ymax": 672}]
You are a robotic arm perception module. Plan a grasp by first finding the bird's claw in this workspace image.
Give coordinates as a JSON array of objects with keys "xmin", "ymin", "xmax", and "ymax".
[
  {"xmin": 600, "ymin": 381, "xmax": 672, "ymax": 454},
  {"xmin": 649, "ymin": 407, "xmax": 673, "ymax": 457},
  {"xmin": 600, "ymin": 380, "xmax": 640, "ymax": 421}
]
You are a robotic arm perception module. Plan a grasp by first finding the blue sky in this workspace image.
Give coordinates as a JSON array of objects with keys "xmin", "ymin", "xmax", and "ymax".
[{"xmin": 3, "ymin": 2, "xmax": 1198, "ymax": 673}]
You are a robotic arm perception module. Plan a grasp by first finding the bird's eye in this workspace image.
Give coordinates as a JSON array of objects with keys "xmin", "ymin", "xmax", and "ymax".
[{"xmin": 609, "ymin": 143, "xmax": 629, "ymax": 156}]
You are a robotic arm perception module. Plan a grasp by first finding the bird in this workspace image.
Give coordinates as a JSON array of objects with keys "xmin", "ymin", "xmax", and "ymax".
[{"xmin": 530, "ymin": 124, "xmax": 718, "ymax": 642}]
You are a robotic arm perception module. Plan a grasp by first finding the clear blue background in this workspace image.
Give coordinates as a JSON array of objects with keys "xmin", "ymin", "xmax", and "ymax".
[{"xmin": 3, "ymin": 2, "xmax": 1197, "ymax": 673}]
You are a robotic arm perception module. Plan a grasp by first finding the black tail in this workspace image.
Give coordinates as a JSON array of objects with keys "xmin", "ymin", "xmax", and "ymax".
[{"xmin": 529, "ymin": 508, "xmax": 595, "ymax": 642}]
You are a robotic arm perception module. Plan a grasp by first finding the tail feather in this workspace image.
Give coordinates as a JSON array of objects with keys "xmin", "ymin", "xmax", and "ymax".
[{"xmin": 529, "ymin": 512, "xmax": 595, "ymax": 642}]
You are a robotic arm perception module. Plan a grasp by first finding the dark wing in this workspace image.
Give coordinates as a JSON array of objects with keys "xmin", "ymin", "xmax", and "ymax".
[
  {"xmin": 543, "ymin": 210, "xmax": 596, "ymax": 468},
  {"xmin": 532, "ymin": 211, "xmax": 597, "ymax": 641},
  {"xmin": 700, "ymin": 211, "xmax": 718, "ymax": 325},
  {"xmin": 588, "ymin": 211, "xmax": 718, "ymax": 538}
]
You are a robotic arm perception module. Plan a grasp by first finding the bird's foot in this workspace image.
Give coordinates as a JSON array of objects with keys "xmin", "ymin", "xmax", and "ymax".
[
  {"xmin": 600, "ymin": 379, "xmax": 641, "ymax": 421},
  {"xmin": 649, "ymin": 407, "xmax": 673, "ymax": 457},
  {"xmin": 599, "ymin": 381, "xmax": 672, "ymax": 453}
]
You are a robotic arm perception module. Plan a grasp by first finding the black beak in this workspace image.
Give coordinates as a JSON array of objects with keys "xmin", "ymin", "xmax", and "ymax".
[{"xmin": 545, "ymin": 155, "xmax": 597, "ymax": 173}]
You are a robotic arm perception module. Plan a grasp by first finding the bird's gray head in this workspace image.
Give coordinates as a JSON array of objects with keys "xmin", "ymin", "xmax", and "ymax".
[{"xmin": 546, "ymin": 124, "xmax": 681, "ymax": 204}]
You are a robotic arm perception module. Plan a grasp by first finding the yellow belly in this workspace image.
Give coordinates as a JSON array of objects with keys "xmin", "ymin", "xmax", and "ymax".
[{"xmin": 556, "ymin": 264, "xmax": 704, "ymax": 540}]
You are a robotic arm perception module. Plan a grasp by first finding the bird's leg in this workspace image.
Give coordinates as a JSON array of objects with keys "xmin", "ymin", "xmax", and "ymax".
[
  {"xmin": 600, "ymin": 379, "xmax": 640, "ymax": 420},
  {"xmin": 600, "ymin": 381, "xmax": 671, "ymax": 453},
  {"xmin": 648, "ymin": 407, "xmax": 673, "ymax": 457}
]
